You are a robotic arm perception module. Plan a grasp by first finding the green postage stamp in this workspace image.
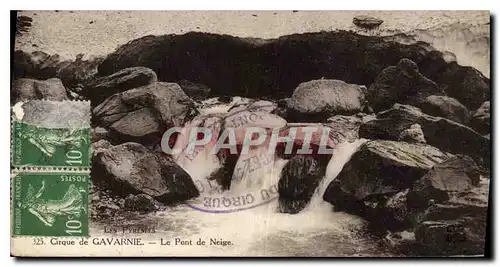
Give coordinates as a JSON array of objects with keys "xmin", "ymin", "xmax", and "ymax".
[
  {"xmin": 12, "ymin": 172, "xmax": 89, "ymax": 237},
  {"xmin": 11, "ymin": 100, "xmax": 91, "ymax": 237},
  {"xmin": 11, "ymin": 100, "xmax": 91, "ymax": 168}
]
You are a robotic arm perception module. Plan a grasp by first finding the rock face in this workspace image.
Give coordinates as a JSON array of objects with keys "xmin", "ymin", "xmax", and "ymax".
[
  {"xmin": 97, "ymin": 32, "xmax": 489, "ymax": 101},
  {"xmin": 93, "ymin": 142, "xmax": 199, "ymax": 204},
  {"xmin": 278, "ymin": 155, "xmax": 327, "ymax": 214},
  {"xmin": 415, "ymin": 219, "xmax": 485, "ymax": 256},
  {"xmin": 367, "ymin": 188, "xmax": 413, "ymax": 231},
  {"xmin": 326, "ymin": 115, "xmax": 363, "ymax": 142},
  {"xmin": 416, "ymin": 95, "xmax": 470, "ymax": 124},
  {"xmin": 176, "ymin": 80, "xmax": 211, "ymax": 101},
  {"xmin": 414, "ymin": 178, "xmax": 489, "ymax": 255},
  {"xmin": 431, "ymin": 62, "xmax": 490, "ymax": 110},
  {"xmin": 13, "ymin": 50, "xmax": 102, "ymax": 89},
  {"xmin": 12, "ymin": 78, "xmax": 68, "ymax": 103},
  {"xmin": 288, "ymin": 79, "xmax": 365, "ymax": 122},
  {"xmin": 353, "ymin": 15, "xmax": 384, "ymax": 29},
  {"xmin": 470, "ymin": 101, "xmax": 490, "ymax": 135},
  {"xmin": 409, "ymin": 155, "xmax": 480, "ymax": 208},
  {"xmin": 83, "ymin": 67, "xmax": 158, "ymax": 105},
  {"xmin": 359, "ymin": 104, "xmax": 490, "ymax": 169},
  {"xmin": 366, "ymin": 58, "xmax": 442, "ymax": 112},
  {"xmin": 323, "ymin": 140, "xmax": 450, "ymax": 216},
  {"xmin": 92, "ymin": 82, "xmax": 196, "ymax": 144},
  {"xmin": 399, "ymin": 124, "xmax": 426, "ymax": 144}
]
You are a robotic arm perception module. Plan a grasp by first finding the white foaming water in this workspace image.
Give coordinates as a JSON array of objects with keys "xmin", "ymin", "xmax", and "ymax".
[
  {"xmin": 94, "ymin": 100, "xmax": 391, "ymax": 256},
  {"xmin": 144, "ymin": 138, "xmax": 378, "ymax": 256},
  {"xmin": 154, "ymin": 118, "xmax": 380, "ymax": 255}
]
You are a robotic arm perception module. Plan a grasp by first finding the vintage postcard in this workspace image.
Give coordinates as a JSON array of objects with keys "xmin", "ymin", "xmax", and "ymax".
[{"xmin": 10, "ymin": 10, "xmax": 491, "ymax": 257}]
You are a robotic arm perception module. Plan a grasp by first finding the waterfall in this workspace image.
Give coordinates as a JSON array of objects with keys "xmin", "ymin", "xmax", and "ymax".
[
  {"xmin": 119, "ymin": 98, "xmax": 384, "ymax": 256},
  {"xmin": 305, "ymin": 139, "xmax": 367, "ymax": 211},
  {"xmin": 171, "ymin": 98, "xmax": 367, "ymax": 214}
]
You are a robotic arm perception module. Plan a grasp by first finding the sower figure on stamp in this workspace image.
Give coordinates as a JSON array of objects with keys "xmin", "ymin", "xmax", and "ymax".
[
  {"xmin": 21, "ymin": 180, "xmax": 87, "ymax": 227},
  {"xmin": 20, "ymin": 125, "xmax": 88, "ymax": 164}
]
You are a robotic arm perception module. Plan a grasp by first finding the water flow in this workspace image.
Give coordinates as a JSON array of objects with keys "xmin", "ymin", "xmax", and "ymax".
[
  {"xmin": 111, "ymin": 101, "xmax": 390, "ymax": 256},
  {"xmin": 305, "ymin": 139, "xmax": 367, "ymax": 211}
]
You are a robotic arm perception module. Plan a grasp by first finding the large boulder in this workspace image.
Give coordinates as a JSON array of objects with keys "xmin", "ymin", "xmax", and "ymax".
[
  {"xmin": 93, "ymin": 142, "xmax": 199, "ymax": 204},
  {"xmin": 83, "ymin": 67, "xmax": 157, "ymax": 105},
  {"xmin": 98, "ymin": 31, "xmax": 487, "ymax": 101},
  {"xmin": 432, "ymin": 62, "xmax": 490, "ymax": 110},
  {"xmin": 366, "ymin": 155, "xmax": 482, "ymax": 233},
  {"xmin": 278, "ymin": 155, "xmax": 327, "ymax": 214},
  {"xmin": 108, "ymin": 108, "xmax": 163, "ymax": 142},
  {"xmin": 366, "ymin": 58, "xmax": 442, "ymax": 112},
  {"xmin": 414, "ymin": 178, "xmax": 489, "ymax": 255},
  {"xmin": 288, "ymin": 79, "xmax": 366, "ymax": 122},
  {"xmin": 409, "ymin": 155, "xmax": 480, "ymax": 208},
  {"xmin": 416, "ymin": 95, "xmax": 470, "ymax": 124},
  {"xmin": 470, "ymin": 101, "xmax": 490, "ymax": 135},
  {"xmin": 12, "ymin": 78, "xmax": 68, "ymax": 103},
  {"xmin": 359, "ymin": 104, "xmax": 490, "ymax": 169},
  {"xmin": 92, "ymin": 82, "xmax": 196, "ymax": 144},
  {"xmin": 323, "ymin": 140, "xmax": 450, "ymax": 216}
]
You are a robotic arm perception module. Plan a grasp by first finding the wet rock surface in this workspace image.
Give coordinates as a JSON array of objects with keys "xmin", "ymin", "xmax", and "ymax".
[
  {"xmin": 323, "ymin": 136, "xmax": 489, "ymax": 255},
  {"xmin": 359, "ymin": 103, "xmax": 490, "ymax": 170},
  {"xmin": 414, "ymin": 178, "xmax": 489, "ymax": 255},
  {"xmin": 278, "ymin": 155, "xmax": 328, "ymax": 214},
  {"xmin": 416, "ymin": 95, "xmax": 471, "ymax": 124},
  {"xmin": 288, "ymin": 79, "xmax": 366, "ymax": 122},
  {"xmin": 83, "ymin": 67, "xmax": 158, "ymax": 105},
  {"xmin": 92, "ymin": 82, "xmax": 195, "ymax": 144},
  {"xmin": 92, "ymin": 142, "xmax": 199, "ymax": 204},
  {"xmin": 366, "ymin": 58, "xmax": 442, "ymax": 112},
  {"xmin": 323, "ymin": 140, "xmax": 450, "ymax": 210},
  {"xmin": 408, "ymin": 155, "xmax": 480, "ymax": 208}
]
